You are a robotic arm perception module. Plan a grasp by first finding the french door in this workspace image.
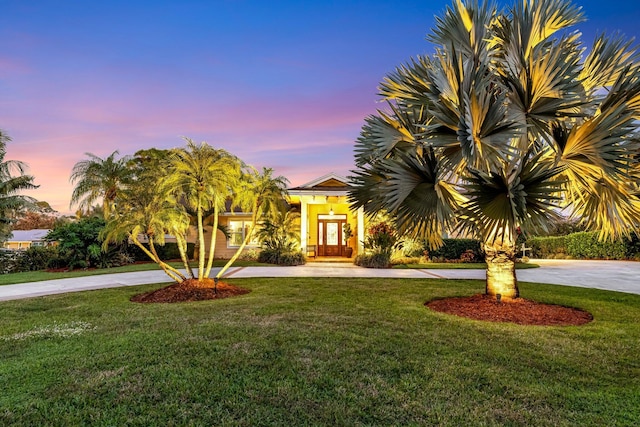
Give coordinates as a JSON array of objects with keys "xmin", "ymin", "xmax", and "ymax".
[{"xmin": 317, "ymin": 214, "xmax": 346, "ymax": 257}]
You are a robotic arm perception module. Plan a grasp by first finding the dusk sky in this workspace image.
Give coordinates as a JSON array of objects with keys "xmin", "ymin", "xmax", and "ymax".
[{"xmin": 2, "ymin": 0, "xmax": 640, "ymax": 213}]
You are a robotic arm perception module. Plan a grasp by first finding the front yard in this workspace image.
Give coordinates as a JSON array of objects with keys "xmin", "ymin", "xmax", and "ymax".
[{"xmin": 1, "ymin": 278, "xmax": 638, "ymax": 426}]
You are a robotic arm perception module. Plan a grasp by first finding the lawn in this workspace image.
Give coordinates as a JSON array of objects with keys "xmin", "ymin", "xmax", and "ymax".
[
  {"xmin": 1, "ymin": 278, "xmax": 639, "ymax": 426},
  {"xmin": 393, "ymin": 262, "xmax": 539, "ymax": 269},
  {"xmin": 0, "ymin": 260, "xmax": 271, "ymax": 286}
]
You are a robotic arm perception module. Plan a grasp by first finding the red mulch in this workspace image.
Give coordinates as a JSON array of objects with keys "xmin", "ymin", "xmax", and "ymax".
[
  {"xmin": 426, "ymin": 294, "xmax": 593, "ymax": 326},
  {"xmin": 131, "ymin": 278, "xmax": 250, "ymax": 303}
]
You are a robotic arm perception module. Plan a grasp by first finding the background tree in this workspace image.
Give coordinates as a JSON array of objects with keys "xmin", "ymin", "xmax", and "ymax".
[
  {"xmin": 0, "ymin": 129, "xmax": 38, "ymax": 242},
  {"xmin": 349, "ymin": 0, "xmax": 640, "ymax": 299},
  {"xmin": 70, "ymin": 151, "xmax": 133, "ymax": 220}
]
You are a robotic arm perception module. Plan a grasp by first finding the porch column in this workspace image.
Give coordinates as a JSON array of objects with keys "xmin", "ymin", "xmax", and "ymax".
[
  {"xmin": 357, "ymin": 206, "xmax": 365, "ymax": 254},
  {"xmin": 300, "ymin": 198, "xmax": 308, "ymax": 252}
]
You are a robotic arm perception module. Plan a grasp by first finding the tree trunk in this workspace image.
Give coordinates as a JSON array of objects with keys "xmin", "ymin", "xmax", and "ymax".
[
  {"xmin": 175, "ymin": 233, "xmax": 194, "ymax": 279},
  {"xmin": 197, "ymin": 206, "xmax": 205, "ymax": 280},
  {"xmin": 204, "ymin": 205, "xmax": 220, "ymax": 279},
  {"xmin": 484, "ymin": 241, "xmax": 519, "ymax": 300}
]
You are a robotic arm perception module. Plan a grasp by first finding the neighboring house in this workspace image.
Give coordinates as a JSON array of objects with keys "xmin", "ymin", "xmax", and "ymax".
[
  {"xmin": 3, "ymin": 229, "xmax": 51, "ymax": 250},
  {"xmin": 288, "ymin": 172, "xmax": 365, "ymax": 258}
]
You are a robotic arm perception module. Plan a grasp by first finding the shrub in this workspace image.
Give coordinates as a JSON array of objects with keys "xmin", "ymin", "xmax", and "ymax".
[
  {"xmin": 129, "ymin": 242, "xmax": 195, "ymax": 262},
  {"xmin": 355, "ymin": 253, "xmax": 391, "ymax": 268},
  {"xmin": 429, "ymin": 239, "xmax": 482, "ymax": 261},
  {"xmin": 0, "ymin": 250, "xmax": 19, "ymax": 274},
  {"xmin": 390, "ymin": 256, "xmax": 422, "ymax": 265},
  {"xmin": 527, "ymin": 236, "xmax": 567, "ymax": 258},
  {"xmin": 258, "ymin": 249, "xmax": 305, "ymax": 266},
  {"xmin": 566, "ymin": 232, "xmax": 626, "ymax": 260},
  {"xmin": 13, "ymin": 246, "xmax": 59, "ymax": 272},
  {"xmin": 239, "ymin": 248, "xmax": 260, "ymax": 261}
]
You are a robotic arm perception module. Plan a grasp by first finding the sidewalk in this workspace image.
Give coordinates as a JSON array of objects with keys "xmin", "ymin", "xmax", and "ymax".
[{"xmin": 0, "ymin": 259, "xmax": 638, "ymax": 302}]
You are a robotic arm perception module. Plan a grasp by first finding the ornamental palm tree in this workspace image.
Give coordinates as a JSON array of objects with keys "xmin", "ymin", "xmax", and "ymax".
[
  {"xmin": 164, "ymin": 138, "xmax": 242, "ymax": 281},
  {"xmin": 214, "ymin": 167, "xmax": 289, "ymax": 288},
  {"xmin": 0, "ymin": 130, "xmax": 38, "ymax": 241},
  {"xmin": 101, "ymin": 179, "xmax": 191, "ymax": 283},
  {"xmin": 70, "ymin": 151, "xmax": 133, "ymax": 220},
  {"xmin": 349, "ymin": 0, "xmax": 640, "ymax": 299}
]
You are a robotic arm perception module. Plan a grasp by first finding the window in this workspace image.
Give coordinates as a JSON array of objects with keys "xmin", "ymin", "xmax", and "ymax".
[{"xmin": 227, "ymin": 220, "xmax": 259, "ymax": 247}]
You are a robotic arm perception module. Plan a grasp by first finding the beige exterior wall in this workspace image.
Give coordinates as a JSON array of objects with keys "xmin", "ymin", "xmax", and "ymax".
[{"xmin": 192, "ymin": 215, "xmax": 259, "ymax": 260}]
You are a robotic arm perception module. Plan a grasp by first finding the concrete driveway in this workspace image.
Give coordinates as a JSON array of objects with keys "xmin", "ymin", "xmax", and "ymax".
[{"xmin": 0, "ymin": 259, "xmax": 638, "ymax": 302}]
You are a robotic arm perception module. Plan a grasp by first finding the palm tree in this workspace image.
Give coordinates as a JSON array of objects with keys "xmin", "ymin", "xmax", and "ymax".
[
  {"xmin": 70, "ymin": 151, "xmax": 133, "ymax": 220},
  {"xmin": 214, "ymin": 167, "xmax": 289, "ymax": 287},
  {"xmin": 164, "ymin": 138, "xmax": 242, "ymax": 281},
  {"xmin": 101, "ymin": 180, "xmax": 190, "ymax": 283},
  {"xmin": 349, "ymin": 0, "xmax": 640, "ymax": 300},
  {"xmin": 0, "ymin": 129, "xmax": 38, "ymax": 241}
]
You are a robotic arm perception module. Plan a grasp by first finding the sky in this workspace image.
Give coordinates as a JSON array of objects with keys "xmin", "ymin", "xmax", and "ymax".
[{"xmin": 2, "ymin": 0, "xmax": 640, "ymax": 213}]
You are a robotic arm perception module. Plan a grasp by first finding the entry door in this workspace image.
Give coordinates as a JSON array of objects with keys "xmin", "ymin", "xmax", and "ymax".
[{"xmin": 318, "ymin": 215, "xmax": 346, "ymax": 257}]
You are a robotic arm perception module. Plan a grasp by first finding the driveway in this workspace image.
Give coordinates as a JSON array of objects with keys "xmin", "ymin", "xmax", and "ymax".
[{"xmin": 0, "ymin": 259, "xmax": 638, "ymax": 302}]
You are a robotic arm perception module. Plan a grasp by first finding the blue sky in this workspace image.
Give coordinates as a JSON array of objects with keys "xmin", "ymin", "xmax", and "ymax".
[{"xmin": 1, "ymin": 0, "xmax": 639, "ymax": 212}]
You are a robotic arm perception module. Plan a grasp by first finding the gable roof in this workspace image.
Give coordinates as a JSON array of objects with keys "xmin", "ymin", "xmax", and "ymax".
[
  {"xmin": 289, "ymin": 172, "xmax": 350, "ymax": 195},
  {"xmin": 291, "ymin": 172, "xmax": 349, "ymax": 190}
]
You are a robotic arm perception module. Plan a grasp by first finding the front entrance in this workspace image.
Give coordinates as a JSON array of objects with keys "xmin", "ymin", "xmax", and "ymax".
[{"xmin": 317, "ymin": 214, "xmax": 346, "ymax": 257}]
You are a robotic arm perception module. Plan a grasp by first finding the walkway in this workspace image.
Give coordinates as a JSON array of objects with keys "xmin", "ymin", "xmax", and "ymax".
[{"xmin": 0, "ymin": 259, "xmax": 638, "ymax": 302}]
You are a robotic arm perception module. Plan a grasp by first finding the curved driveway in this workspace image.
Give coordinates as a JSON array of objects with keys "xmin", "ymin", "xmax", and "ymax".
[{"xmin": 0, "ymin": 259, "xmax": 638, "ymax": 302}]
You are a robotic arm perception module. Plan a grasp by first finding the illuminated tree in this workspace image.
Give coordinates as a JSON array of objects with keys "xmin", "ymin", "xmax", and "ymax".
[
  {"xmin": 164, "ymin": 138, "xmax": 242, "ymax": 281},
  {"xmin": 349, "ymin": 0, "xmax": 640, "ymax": 299},
  {"xmin": 215, "ymin": 167, "xmax": 289, "ymax": 287},
  {"xmin": 70, "ymin": 151, "xmax": 133, "ymax": 220}
]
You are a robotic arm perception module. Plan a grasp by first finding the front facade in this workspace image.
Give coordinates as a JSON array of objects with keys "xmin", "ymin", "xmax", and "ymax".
[
  {"xmin": 203, "ymin": 172, "xmax": 365, "ymax": 260},
  {"xmin": 288, "ymin": 173, "xmax": 365, "ymax": 259}
]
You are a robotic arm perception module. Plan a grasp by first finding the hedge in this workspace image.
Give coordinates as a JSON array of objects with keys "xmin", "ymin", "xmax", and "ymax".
[{"xmin": 527, "ymin": 231, "xmax": 634, "ymax": 260}]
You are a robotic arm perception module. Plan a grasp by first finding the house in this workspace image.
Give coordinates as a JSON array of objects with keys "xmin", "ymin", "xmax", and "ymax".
[
  {"xmin": 288, "ymin": 173, "xmax": 365, "ymax": 258},
  {"xmin": 3, "ymin": 229, "xmax": 51, "ymax": 250},
  {"xmin": 202, "ymin": 172, "xmax": 365, "ymax": 260}
]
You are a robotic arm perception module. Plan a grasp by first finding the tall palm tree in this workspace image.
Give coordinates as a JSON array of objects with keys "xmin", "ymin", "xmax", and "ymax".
[
  {"xmin": 70, "ymin": 151, "xmax": 133, "ymax": 220},
  {"xmin": 214, "ymin": 167, "xmax": 289, "ymax": 287},
  {"xmin": 349, "ymin": 0, "xmax": 640, "ymax": 299},
  {"xmin": 164, "ymin": 138, "xmax": 242, "ymax": 281},
  {"xmin": 0, "ymin": 129, "xmax": 38, "ymax": 241}
]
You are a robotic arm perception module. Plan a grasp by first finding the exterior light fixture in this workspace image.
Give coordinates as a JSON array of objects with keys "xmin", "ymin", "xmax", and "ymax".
[{"xmin": 329, "ymin": 206, "xmax": 334, "ymax": 216}]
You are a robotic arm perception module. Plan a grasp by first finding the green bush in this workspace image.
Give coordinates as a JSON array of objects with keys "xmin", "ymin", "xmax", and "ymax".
[
  {"xmin": 429, "ymin": 239, "xmax": 482, "ymax": 261},
  {"xmin": 13, "ymin": 246, "xmax": 59, "ymax": 272},
  {"xmin": 566, "ymin": 232, "xmax": 626, "ymax": 260},
  {"xmin": 527, "ymin": 236, "xmax": 567, "ymax": 258},
  {"xmin": 129, "ymin": 242, "xmax": 195, "ymax": 262},
  {"xmin": 527, "ymin": 232, "xmax": 636, "ymax": 260},
  {"xmin": 257, "ymin": 249, "xmax": 305, "ymax": 266},
  {"xmin": 355, "ymin": 253, "xmax": 392, "ymax": 268}
]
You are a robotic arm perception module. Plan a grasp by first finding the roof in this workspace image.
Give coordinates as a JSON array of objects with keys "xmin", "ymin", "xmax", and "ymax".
[
  {"xmin": 8, "ymin": 229, "xmax": 51, "ymax": 242},
  {"xmin": 289, "ymin": 172, "xmax": 350, "ymax": 196}
]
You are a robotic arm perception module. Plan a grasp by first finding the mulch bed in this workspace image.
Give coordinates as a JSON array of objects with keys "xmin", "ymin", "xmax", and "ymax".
[
  {"xmin": 131, "ymin": 278, "xmax": 250, "ymax": 303},
  {"xmin": 426, "ymin": 294, "xmax": 593, "ymax": 326}
]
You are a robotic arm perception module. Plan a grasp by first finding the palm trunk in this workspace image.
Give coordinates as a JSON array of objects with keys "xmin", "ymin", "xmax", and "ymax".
[
  {"xmin": 214, "ymin": 202, "xmax": 258, "ymax": 291},
  {"xmin": 131, "ymin": 236, "xmax": 185, "ymax": 283},
  {"xmin": 204, "ymin": 205, "xmax": 220, "ymax": 278},
  {"xmin": 484, "ymin": 241, "xmax": 519, "ymax": 300},
  {"xmin": 197, "ymin": 206, "xmax": 205, "ymax": 280},
  {"xmin": 175, "ymin": 233, "xmax": 194, "ymax": 279}
]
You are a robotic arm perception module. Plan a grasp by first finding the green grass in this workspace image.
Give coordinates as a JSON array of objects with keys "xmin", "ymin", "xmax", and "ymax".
[
  {"xmin": 393, "ymin": 262, "xmax": 540, "ymax": 269},
  {"xmin": 1, "ymin": 278, "xmax": 639, "ymax": 426},
  {"xmin": 0, "ymin": 260, "xmax": 270, "ymax": 286}
]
